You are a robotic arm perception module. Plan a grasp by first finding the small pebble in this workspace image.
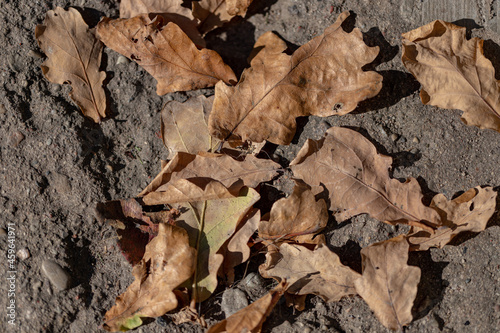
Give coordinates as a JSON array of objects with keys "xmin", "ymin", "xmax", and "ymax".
[
  {"xmin": 17, "ymin": 248, "xmax": 30, "ymax": 260},
  {"xmin": 105, "ymin": 164, "xmax": 113, "ymax": 172},
  {"xmin": 9, "ymin": 131, "xmax": 25, "ymax": 147},
  {"xmin": 412, "ymin": 136, "xmax": 420, "ymax": 143},
  {"xmin": 46, "ymin": 138, "xmax": 52, "ymax": 146},
  {"xmin": 241, "ymin": 272, "xmax": 265, "ymax": 293},
  {"xmin": 0, "ymin": 228, "xmax": 7, "ymax": 236},
  {"xmin": 41, "ymin": 260, "xmax": 72, "ymax": 291},
  {"xmin": 221, "ymin": 288, "xmax": 248, "ymax": 317},
  {"xmin": 116, "ymin": 55, "xmax": 130, "ymax": 65},
  {"xmin": 29, "ymin": 50, "xmax": 44, "ymax": 58},
  {"xmin": 50, "ymin": 173, "xmax": 72, "ymax": 194},
  {"xmin": 390, "ymin": 133, "xmax": 398, "ymax": 141}
]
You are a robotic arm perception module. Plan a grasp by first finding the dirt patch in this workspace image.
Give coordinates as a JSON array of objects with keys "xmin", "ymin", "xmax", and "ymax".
[{"xmin": 0, "ymin": 1, "xmax": 499, "ymax": 332}]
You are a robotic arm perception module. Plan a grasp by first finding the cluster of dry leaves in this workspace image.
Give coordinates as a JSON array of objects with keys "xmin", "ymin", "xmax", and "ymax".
[{"xmin": 35, "ymin": 1, "xmax": 499, "ymax": 332}]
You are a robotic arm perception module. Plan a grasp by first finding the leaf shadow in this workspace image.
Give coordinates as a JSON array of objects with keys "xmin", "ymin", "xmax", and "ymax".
[
  {"xmin": 72, "ymin": 7, "xmax": 105, "ymax": 29},
  {"xmin": 414, "ymin": 176, "xmax": 439, "ymax": 207},
  {"xmin": 408, "ymin": 251, "xmax": 448, "ymax": 323},
  {"xmin": 246, "ymin": 0, "xmax": 280, "ymax": 18},
  {"xmin": 483, "ymin": 39, "xmax": 500, "ymax": 81},
  {"xmin": 451, "ymin": 18, "xmax": 482, "ymax": 39},
  {"xmin": 64, "ymin": 235, "xmax": 96, "ymax": 308},
  {"xmin": 74, "ymin": 120, "xmax": 117, "ymax": 199},
  {"xmin": 353, "ymin": 25, "xmax": 419, "ymax": 113},
  {"xmin": 204, "ymin": 20, "xmax": 257, "ymax": 78},
  {"xmin": 489, "ymin": 185, "xmax": 500, "ymax": 227},
  {"xmin": 353, "ymin": 70, "xmax": 421, "ymax": 114},
  {"xmin": 348, "ymin": 21, "xmax": 421, "ymax": 114},
  {"xmin": 328, "ymin": 239, "xmax": 363, "ymax": 274}
]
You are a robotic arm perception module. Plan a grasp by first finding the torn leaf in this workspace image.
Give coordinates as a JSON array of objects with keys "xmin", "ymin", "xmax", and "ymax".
[{"xmin": 103, "ymin": 223, "xmax": 195, "ymax": 332}]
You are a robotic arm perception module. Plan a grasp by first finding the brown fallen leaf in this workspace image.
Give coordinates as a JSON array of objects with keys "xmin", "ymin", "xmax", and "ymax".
[
  {"xmin": 96, "ymin": 15, "xmax": 236, "ymax": 94},
  {"xmin": 407, "ymin": 186, "xmax": 497, "ymax": 251},
  {"xmin": 35, "ymin": 7, "xmax": 107, "ymax": 123},
  {"xmin": 260, "ymin": 243, "xmax": 361, "ymax": 303},
  {"xmin": 402, "ymin": 20, "xmax": 500, "ymax": 133},
  {"xmin": 354, "ymin": 235, "xmax": 420, "ymax": 331},
  {"xmin": 208, "ymin": 12, "xmax": 382, "ymax": 145},
  {"xmin": 207, "ymin": 280, "xmax": 286, "ymax": 333},
  {"xmin": 139, "ymin": 151, "xmax": 280, "ymax": 197},
  {"xmin": 161, "ymin": 95, "xmax": 220, "ymax": 155},
  {"xmin": 226, "ymin": 0, "xmax": 253, "ymax": 16},
  {"xmin": 120, "ymin": 0, "xmax": 194, "ymax": 19},
  {"xmin": 193, "ymin": 0, "xmax": 253, "ymax": 34},
  {"xmin": 103, "ymin": 223, "xmax": 195, "ymax": 332},
  {"xmin": 142, "ymin": 178, "xmax": 239, "ymax": 205},
  {"xmin": 218, "ymin": 208, "xmax": 260, "ymax": 283},
  {"xmin": 258, "ymin": 180, "xmax": 328, "ymax": 243},
  {"xmin": 160, "ymin": 95, "xmax": 267, "ymax": 158},
  {"xmin": 290, "ymin": 127, "xmax": 441, "ymax": 228}
]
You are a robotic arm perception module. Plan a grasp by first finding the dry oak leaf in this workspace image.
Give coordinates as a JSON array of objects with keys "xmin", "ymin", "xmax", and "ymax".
[
  {"xmin": 407, "ymin": 186, "xmax": 497, "ymax": 251},
  {"xmin": 207, "ymin": 280, "xmax": 286, "ymax": 333},
  {"xmin": 259, "ymin": 179, "xmax": 328, "ymax": 243},
  {"xmin": 103, "ymin": 223, "xmax": 195, "ymax": 332},
  {"xmin": 290, "ymin": 127, "xmax": 442, "ymax": 228},
  {"xmin": 143, "ymin": 177, "xmax": 239, "ymax": 205},
  {"xmin": 402, "ymin": 20, "xmax": 500, "ymax": 133},
  {"xmin": 35, "ymin": 7, "xmax": 106, "ymax": 123},
  {"xmin": 120, "ymin": 0, "xmax": 194, "ymax": 19},
  {"xmin": 119, "ymin": 0, "xmax": 205, "ymax": 47},
  {"xmin": 161, "ymin": 95, "xmax": 221, "ymax": 155},
  {"xmin": 96, "ymin": 16, "xmax": 236, "ymax": 94},
  {"xmin": 208, "ymin": 11, "xmax": 382, "ymax": 145},
  {"xmin": 172, "ymin": 184, "xmax": 260, "ymax": 302},
  {"xmin": 139, "ymin": 151, "xmax": 280, "ymax": 198},
  {"xmin": 354, "ymin": 235, "xmax": 420, "ymax": 331},
  {"xmin": 260, "ymin": 243, "xmax": 361, "ymax": 303},
  {"xmin": 193, "ymin": 0, "xmax": 253, "ymax": 34},
  {"xmin": 161, "ymin": 95, "xmax": 266, "ymax": 157}
]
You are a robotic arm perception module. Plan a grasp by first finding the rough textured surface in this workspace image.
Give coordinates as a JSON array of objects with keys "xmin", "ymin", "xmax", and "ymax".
[{"xmin": 0, "ymin": 0, "xmax": 499, "ymax": 332}]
